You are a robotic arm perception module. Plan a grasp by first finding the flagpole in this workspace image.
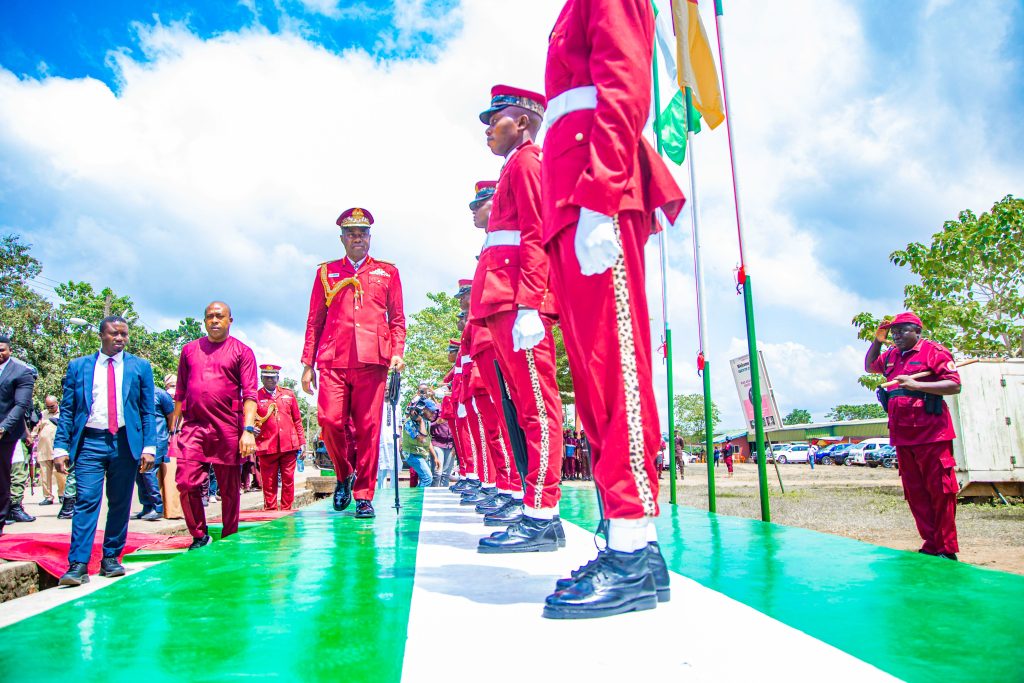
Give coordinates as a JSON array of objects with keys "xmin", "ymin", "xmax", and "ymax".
[
  {"xmin": 650, "ymin": 24, "xmax": 679, "ymax": 506},
  {"xmin": 683, "ymin": 86, "xmax": 717, "ymax": 514},
  {"xmin": 714, "ymin": 0, "xmax": 770, "ymax": 522}
]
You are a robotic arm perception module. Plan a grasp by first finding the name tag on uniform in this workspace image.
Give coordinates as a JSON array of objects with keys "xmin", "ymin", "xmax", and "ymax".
[
  {"xmin": 328, "ymin": 272, "xmax": 340, "ymax": 278},
  {"xmin": 369, "ymin": 268, "xmax": 390, "ymax": 277}
]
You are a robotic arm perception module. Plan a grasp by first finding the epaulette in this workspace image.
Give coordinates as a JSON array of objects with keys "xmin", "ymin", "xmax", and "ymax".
[{"xmin": 374, "ymin": 258, "xmax": 395, "ymax": 266}]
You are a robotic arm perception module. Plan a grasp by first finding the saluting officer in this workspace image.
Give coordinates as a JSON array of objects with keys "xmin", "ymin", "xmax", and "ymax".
[
  {"xmin": 540, "ymin": 0, "xmax": 685, "ymax": 619},
  {"xmin": 866, "ymin": 312, "xmax": 962, "ymax": 559},
  {"xmin": 301, "ymin": 208, "xmax": 406, "ymax": 520},
  {"xmin": 254, "ymin": 364, "xmax": 305, "ymax": 511}
]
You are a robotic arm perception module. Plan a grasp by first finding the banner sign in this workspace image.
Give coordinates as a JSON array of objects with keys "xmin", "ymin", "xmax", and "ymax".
[{"xmin": 729, "ymin": 351, "xmax": 784, "ymax": 434}]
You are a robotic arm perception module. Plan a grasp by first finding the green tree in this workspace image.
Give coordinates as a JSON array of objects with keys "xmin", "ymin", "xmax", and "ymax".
[
  {"xmin": 673, "ymin": 393, "xmax": 721, "ymax": 441},
  {"xmin": 401, "ymin": 291, "xmax": 461, "ymax": 405},
  {"xmin": 853, "ymin": 195, "xmax": 1024, "ymax": 387},
  {"xmin": 783, "ymin": 408, "xmax": 812, "ymax": 425},
  {"xmin": 825, "ymin": 403, "xmax": 886, "ymax": 421}
]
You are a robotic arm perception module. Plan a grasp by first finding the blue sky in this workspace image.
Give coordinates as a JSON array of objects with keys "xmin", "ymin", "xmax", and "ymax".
[{"xmin": 1, "ymin": 0, "xmax": 1022, "ymax": 428}]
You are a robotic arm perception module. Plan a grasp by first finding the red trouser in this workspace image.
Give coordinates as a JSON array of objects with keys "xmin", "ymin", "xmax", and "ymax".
[
  {"xmin": 473, "ymin": 390, "xmax": 521, "ymax": 492},
  {"xmin": 896, "ymin": 441, "xmax": 959, "ymax": 554},
  {"xmin": 176, "ymin": 459, "xmax": 241, "ymax": 539},
  {"xmin": 485, "ymin": 311, "xmax": 563, "ymax": 511},
  {"xmin": 259, "ymin": 451, "xmax": 297, "ymax": 510},
  {"xmin": 453, "ymin": 414, "xmax": 474, "ymax": 477},
  {"xmin": 545, "ymin": 212, "xmax": 660, "ymax": 519},
  {"xmin": 474, "ymin": 346, "xmax": 523, "ymax": 492},
  {"xmin": 465, "ymin": 399, "xmax": 496, "ymax": 485},
  {"xmin": 317, "ymin": 365, "xmax": 388, "ymax": 502}
]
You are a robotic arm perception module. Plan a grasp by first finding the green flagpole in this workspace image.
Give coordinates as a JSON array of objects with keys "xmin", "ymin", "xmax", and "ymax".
[
  {"xmin": 683, "ymin": 87, "xmax": 717, "ymax": 513},
  {"xmin": 714, "ymin": 0, "xmax": 769, "ymax": 521},
  {"xmin": 650, "ymin": 19, "xmax": 678, "ymax": 506}
]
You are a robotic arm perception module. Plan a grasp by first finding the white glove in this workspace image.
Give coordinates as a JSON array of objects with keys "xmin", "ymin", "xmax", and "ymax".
[
  {"xmin": 457, "ymin": 403, "xmax": 467, "ymax": 418},
  {"xmin": 575, "ymin": 208, "xmax": 620, "ymax": 275},
  {"xmin": 512, "ymin": 308, "xmax": 545, "ymax": 352}
]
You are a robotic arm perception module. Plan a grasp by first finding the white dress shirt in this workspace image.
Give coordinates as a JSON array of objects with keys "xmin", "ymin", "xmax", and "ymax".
[
  {"xmin": 349, "ymin": 256, "xmax": 367, "ymax": 272},
  {"xmin": 54, "ymin": 350, "xmax": 155, "ymax": 457}
]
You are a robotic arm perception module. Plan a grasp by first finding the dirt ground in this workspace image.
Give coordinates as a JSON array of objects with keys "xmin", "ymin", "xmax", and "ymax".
[{"xmin": 605, "ymin": 462, "xmax": 1024, "ymax": 575}]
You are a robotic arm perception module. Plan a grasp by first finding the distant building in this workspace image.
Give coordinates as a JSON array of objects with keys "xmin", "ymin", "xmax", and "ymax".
[{"xmin": 713, "ymin": 419, "xmax": 890, "ymax": 462}]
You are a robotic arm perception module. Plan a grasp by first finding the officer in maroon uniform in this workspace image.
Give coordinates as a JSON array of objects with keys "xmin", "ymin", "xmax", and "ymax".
[
  {"xmin": 254, "ymin": 364, "xmax": 305, "ymax": 510},
  {"xmin": 301, "ymin": 208, "xmax": 406, "ymax": 519},
  {"xmin": 472, "ymin": 86, "xmax": 566, "ymax": 554},
  {"xmin": 540, "ymin": 0, "xmax": 684, "ymax": 618},
  {"xmin": 866, "ymin": 312, "xmax": 962, "ymax": 559}
]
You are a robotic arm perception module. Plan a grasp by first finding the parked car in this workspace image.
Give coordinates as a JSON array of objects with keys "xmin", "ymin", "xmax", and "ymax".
[
  {"xmin": 829, "ymin": 443, "xmax": 855, "ymax": 465},
  {"xmin": 767, "ymin": 443, "xmax": 793, "ymax": 463},
  {"xmin": 774, "ymin": 443, "xmax": 810, "ymax": 464},
  {"xmin": 867, "ymin": 444, "xmax": 898, "ymax": 469},
  {"xmin": 846, "ymin": 438, "xmax": 890, "ymax": 466},
  {"xmin": 815, "ymin": 443, "xmax": 847, "ymax": 465},
  {"xmin": 678, "ymin": 450, "xmax": 699, "ymax": 464}
]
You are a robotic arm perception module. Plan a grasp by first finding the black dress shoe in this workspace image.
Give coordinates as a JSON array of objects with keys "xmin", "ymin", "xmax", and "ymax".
[
  {"xmin": 478, "ymin": 516, "xmax": 562, "ymax": 554},
  {"xmin": 59, "ymin": 562, "xmax": 90, "ymax": 587},
  {"xmin": 483, "ymin": 498, "xmax": 524, "ymax": 527},
  {"xmin": 333, "ymin": 474, "xmax": 356, "ymax": 511},
  {"xmin": 140, "ymin": 510, "xmax": 162, "ymax": 521},
  {"xmin": 475, "ymin": 492, "xmax": 511, "ymax": 515},
  {"xmin": 354, "ymin": 500, "xmax": 376, "ymax": 519},
  {"xmin": 188, "ymin": 534, "xmax": 212, "ymax": 551},
  {"xmin": 39, "ymin": 498, "xmax": 54, "ymax": 506},
  {"xmin": 450, "ymin": 478, "xmax": 473, "ymax": 493},
  {"xmin": 937, "ymin": 552, "xmax": 958, "ymax": 561},
  {"xmin": 543, "ymin": 547, "xmax": 658, "ymax": 619},
  {"xmin": 132, "ymin": 508, "xmax": 154, "ymax": 520},
  {"xmin": 461, "ymin": 487, "xmax": 495, "ymax": 506},
  {"xmin": 7, "ymin": 504, "xmax": 36, "ymax": 523},
  {"xmin": 99, "ymin": 557, "xmax": 126, "ymax": 577},
  {"xmin": 57, "ymin": 497, "xmax": 75, "ymax": 519}
]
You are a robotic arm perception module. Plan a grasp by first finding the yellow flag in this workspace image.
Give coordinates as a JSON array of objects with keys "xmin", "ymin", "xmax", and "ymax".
[{"xmin": 672, "ymin": 0, "xmax": 725, "ymax": 129}]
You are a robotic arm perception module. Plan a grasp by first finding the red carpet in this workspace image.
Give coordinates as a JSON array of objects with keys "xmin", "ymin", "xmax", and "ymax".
[
  {"xmin": 212, "ymin": 509, "xmax": 296, "ymax": 523},
  {"xmin": 0, "ymin": 532, "xmax": 193, "ymax": 578}
]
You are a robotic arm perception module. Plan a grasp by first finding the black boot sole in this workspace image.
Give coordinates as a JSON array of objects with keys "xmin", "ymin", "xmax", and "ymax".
[
  {"xmin": 477, "ymin": 540, "xmax": 559, "ymax": 554},
  {"xmin": 59, "ymin": 574, "xmax": 89, "ymax": 587},
  {"xmin": 99, "ymin": 568, "xmax": 126, "ymax": 578},
  {"xmin": 542, "ymin": 593, "xmax": 658, "ymax": 619}
]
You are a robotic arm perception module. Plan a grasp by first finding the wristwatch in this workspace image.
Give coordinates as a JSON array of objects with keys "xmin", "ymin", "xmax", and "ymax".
[{"xmin": 244, "ymin": 426, "xmax": 255, "ymax": 434}]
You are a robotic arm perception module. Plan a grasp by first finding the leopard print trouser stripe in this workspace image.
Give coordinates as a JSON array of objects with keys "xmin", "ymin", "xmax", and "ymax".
[
  {"xmin": 476, "ymin": 413, "xmax": 489, "ymax": 483},
  {"xmin": 466, "ymin": 416, "xmax": 479, "ymax": 475},
  {"xmin": 610, "ymin": 215, "xmax": 656, "ymax": 516},
  {"xmin": 525, "ymin": 348, "xmax": 551, "ymax": 510}
]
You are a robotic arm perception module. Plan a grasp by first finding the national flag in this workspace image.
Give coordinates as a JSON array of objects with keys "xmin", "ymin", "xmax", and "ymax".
[
  {"xmin": 671, "ymin": 0, "xmax": 725, "ymax": 129},
  {"xmin": 658, "ymin": 90, "xmax": 702, "ymax": 165}
]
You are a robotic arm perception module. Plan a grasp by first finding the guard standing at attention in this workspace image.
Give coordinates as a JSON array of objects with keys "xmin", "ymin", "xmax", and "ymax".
[
  {"xmin": 472, "ymin": 85, "xmax": 565, "ymax": 554},
  {"xmin": 540, "ymin": 0, "xmax": 685, "ymax": 619},
  {"xmin": 866, "ymin": 312, "xmax": 962, "ymax": 559},
  {"xmin": 302, "ymin": 208, "xmax": 406, "ymax": 520},
  {"xmin": 254, "ymin": 364, "xmax": 305, "ymax": 510}
]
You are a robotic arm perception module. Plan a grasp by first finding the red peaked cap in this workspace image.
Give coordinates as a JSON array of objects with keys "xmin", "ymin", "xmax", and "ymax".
[
  {"xmin": 458, "ymin": 278, "xmax": 473, "ymax": 287},
  {"xmin": 259, "ymin": 364, "xmax": 282, "ymax": 374},
  {"xmin": 470, "ymin": 181, "xmax": 498, "ymax": 209},
  {"xmin": 336, "ymin": 207, "xmax": 374, "ymax": 229},
  {"xmin": 479, "ymin": 85, "xmax": 546, "ymax": 124},
  {"xmin": 879, "ymin": 312, "xmax": 923, "ymax": 329}
]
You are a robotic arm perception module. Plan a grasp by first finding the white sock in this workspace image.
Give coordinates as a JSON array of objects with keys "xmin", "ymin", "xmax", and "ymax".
[
  {"xmin": 510, "ymin": 491, "xmax": 524, "ymax": 501},
  {"xmin": 467, "ymin": 474, "xmax": 479, "ymax": 480},
  {"xmin": 524, "ymin": 504, "xmax": 559, "ymax": 520},
  {"xmin": 646, "ymin": 522, "xmax": 659, "ymax": 544},
  {"xmin": 498, "ymin": 489, "xmax": 518, "ymax": 496},
  {"xmin": 607, "ymin": 518, "xmax": 649, "ymax": 552}
]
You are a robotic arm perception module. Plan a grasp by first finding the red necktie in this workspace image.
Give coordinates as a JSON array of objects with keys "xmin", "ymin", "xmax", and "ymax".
[{"xmin": 107, "ymin": 358, "xmax": 118, "ymax": 434}]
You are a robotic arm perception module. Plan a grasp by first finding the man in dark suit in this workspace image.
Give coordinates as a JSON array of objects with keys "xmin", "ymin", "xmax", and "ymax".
[
  {"xmin": 0, "ymin": 334, "xmax": 37, "ymax": 537},
  {"xmin": 53, "ymin": 316, "xmax": 156, "ymax": 586}
]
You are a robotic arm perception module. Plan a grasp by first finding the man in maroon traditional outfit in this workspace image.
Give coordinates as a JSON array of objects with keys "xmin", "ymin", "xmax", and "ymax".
[{"xmin": 172, "ymin": 301, "xmax": 258, "ymax": 549}]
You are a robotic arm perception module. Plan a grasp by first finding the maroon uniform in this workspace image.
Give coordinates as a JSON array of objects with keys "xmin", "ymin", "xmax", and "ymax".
[
  {"xmin": 870, "ymin": 338, "xmax": 961, "ymax": 555},
  {"xmin": 302, "ymin": 253, "xmax": 406, "ymax": 502},
  {"xmin": 255, "ymin": 383, "xmax": 305, "ymax": 510}
]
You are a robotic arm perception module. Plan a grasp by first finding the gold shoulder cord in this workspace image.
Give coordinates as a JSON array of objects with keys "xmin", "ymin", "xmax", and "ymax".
[{"xmin": 320, "ymin": 263, "xmax": 364, "ymax": 307}]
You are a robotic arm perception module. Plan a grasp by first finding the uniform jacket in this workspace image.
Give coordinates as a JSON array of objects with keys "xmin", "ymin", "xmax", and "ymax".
[
  {"xmin": 459, "ymin": 326, "xmax": 488, "ymax": 400},
  {"xmin": 302, "ymin": 255, "xmax": 406, "ymax": 369},
  {"xmin": 53, "ymin": 352, "xmax": 156, "ymax": 461},
  {"xmin": 0, "ymin": 359, "xmax": 35, "ymax": 443},
  {"xmin": 255, "ymin": 386, "xmax": 305, "ymax": 456},
  {"xmin": 543, "ymin": 0, "xmax": 684, "ymax": 243},
  {"xmin": 870, "ymin": 339, "xmax": 961, "ymax": 447},
  {"xmin": 470, "ymin": 141, "xmax": 558, "ymax": 321}
]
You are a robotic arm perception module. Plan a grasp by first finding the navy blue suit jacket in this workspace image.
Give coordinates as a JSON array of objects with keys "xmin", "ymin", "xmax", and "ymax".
[{"xmin": 54, "ymin": 352, "xmax": 157, "ymax": 461}]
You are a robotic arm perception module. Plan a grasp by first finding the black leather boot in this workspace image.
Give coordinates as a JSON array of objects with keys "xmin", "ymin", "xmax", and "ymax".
[
  {"xmin": 451, "ymin": 478, "xmax": 478, "ymax": 494},
  {"xmin": 478, "ymin": 516, "xmax": 562, "ymax": 554},
  {"xmin": 59, "ymin": 562, "xmax": 90, "ymax": 586},
  {"xmin": 554, "ymin": 543, "xmax": 669, "ymax": 601},
  {"xmin": 543, "ymin": 547, "xmax": 658, "ymax": 619},
  {"xmin": 483, "ymin": 498, "xmax": 524, "ymax": 527},
  {"xmin": 460, "ymin": 486, "xmax": 495, "ymax": 506},
  {"xmin": 333, "ymin": 474, "xmax": 356, "ymax": 511},
  {"xmin": 475, "ymin": 492, "xmax": 511, "ymax": 515},
  {"xmin": 6, "ymin": 504, "xmax": 35, "ymax": 523},
  {"xmin": 354, "ymin": 500, "xmax": 375, "ymax": 519},
  {"xmin": 57, "ymin": 497, "xmax": 76, "ymax": 519}
]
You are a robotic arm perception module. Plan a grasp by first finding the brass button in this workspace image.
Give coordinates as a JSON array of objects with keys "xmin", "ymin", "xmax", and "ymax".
[
  {"xmin": 356, "ymin": 323, "xmax": 360, "ymax": 327},
  {"xmin": 504, "ymin": 258, "xmax": 510, "ymax": 265},
  {"xmin": 575, "ymin": 132, "xmax": 583, "ymax": 142}
]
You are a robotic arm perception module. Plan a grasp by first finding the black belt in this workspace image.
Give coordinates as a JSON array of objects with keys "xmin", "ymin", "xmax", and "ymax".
[
  {"xmin": 885, "ymin": 389, "xmax": 928, "ymax": 399},
  {"xmin": 84, "ymin": 426, "xmax": 125, "ymax": 436}
]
